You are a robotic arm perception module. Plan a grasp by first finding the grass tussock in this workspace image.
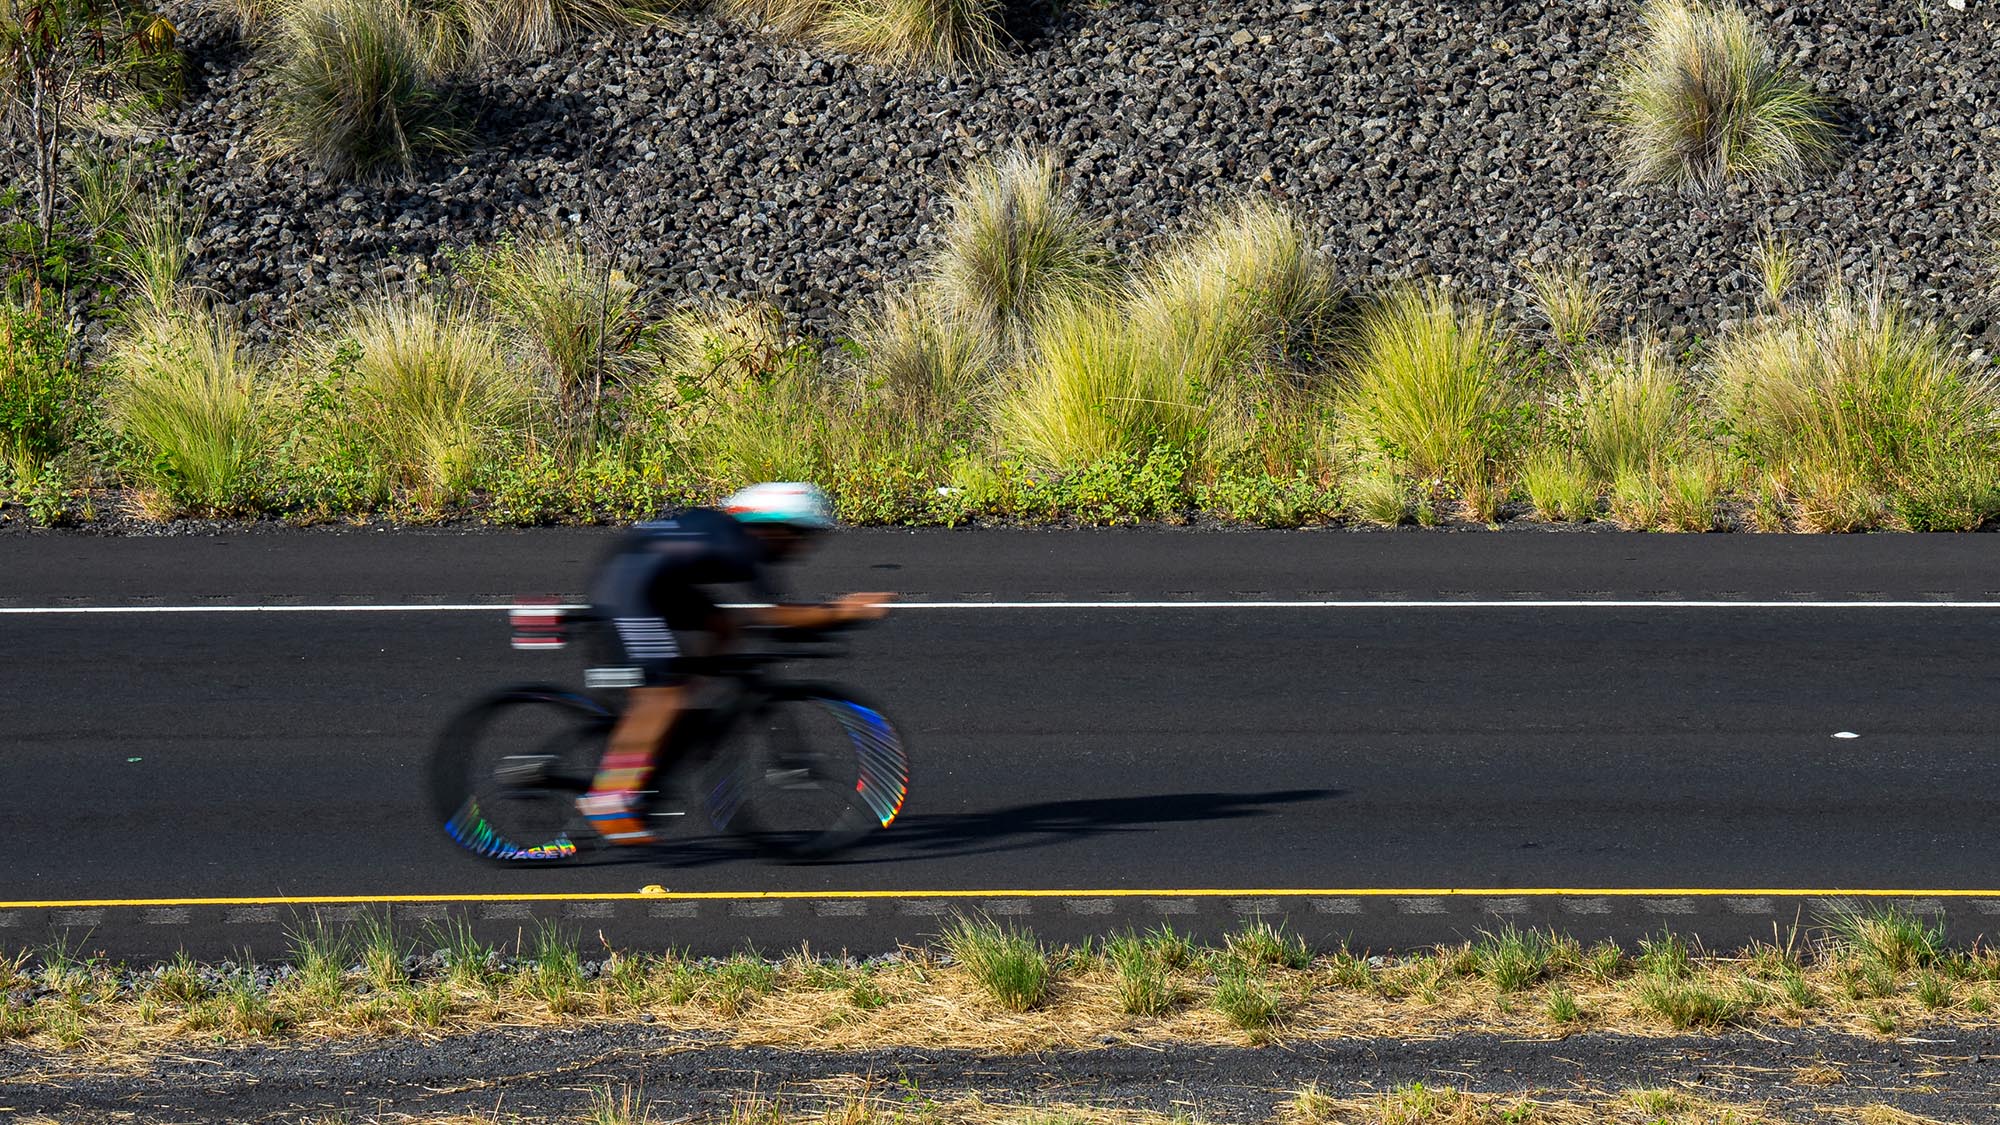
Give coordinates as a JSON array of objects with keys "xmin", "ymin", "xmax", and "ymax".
[
  {"xmin": 714, "ymin": 0, "xmax": 828, "ymax": 37},
  {"xmin": 942, "ymin": 916, "xmax": 1050, "ymax": 1012},
  {"xmin": 717, "ymin": 0, "xmax": 1000, "ymax": 68},
  {"xmin": 309, "ymin": 293, "xmax": 529, "ymax": 500},
  {"xmin": 928, "ymin": 148, "xmax": 1111, "ymax": 349},
  {"xmin": 1128, "ymin": 196, "xmax": 1339, "ymax": 394},
  {"xmin": 460, "ymin": 234, "xmax": 646, "ymax": 427},
  {"xmin": 818, "ymin": 0, "xmax": 1002, "ymax": 70},
  {"xmin": 996, "ymin": 299, "xmax": 1206, "ymax": 471},
  {"xmin": 108, "ymin": 300, "xmax": 262, "ymax": 515},
  {"xmin": 1608, "ymin": 0, "xmax": 1837, "ymax": 190},
  {"xmin": 852, "ymin": 292, "xmax": 995, "ymax": 437},
  {"xmin": 1712, "ymin": 285, "xmax": 2000, "ymax": 531},
  {"xmin": 262, "ymin": 0, "xmax": 464, "ymax": 179},
  {"xmin": 1337, "ymin": 283, "xmax": 1514, "ymax": 493},
  {"xmin": 454, "ymin": 0, "xmax": 667, "ymax": 58}
]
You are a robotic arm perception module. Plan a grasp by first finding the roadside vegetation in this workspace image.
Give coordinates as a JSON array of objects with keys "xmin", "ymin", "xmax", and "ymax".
[
  {"xmin": 1606, "ymin": 0, "xmax": 1838, "ymax": 189},
  {"xmin": 5, "ymin": 140, "xmax": 1996, "ymax": 532},
  {"xmin": 3, "ymin": 910, "xmax": 1997, "ymax": 1055}
]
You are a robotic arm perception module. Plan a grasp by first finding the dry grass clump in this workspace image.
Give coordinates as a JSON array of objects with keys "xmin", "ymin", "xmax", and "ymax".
[
  {"xmin": 713, "ymin": 0, "xmax": 830, "ymax": 37},
  {"xmin": 648, "ymin": 298, "xmax": 824, "ymax": 483},
  {"xmin": 308, "ymin": 293, "xmax": 529, "ymax": 500},
  {"xmin": 107, "ymin": 299, "xmax": 263, "ymax": 516},
  {"xmin": 928, "ymin": 149, "xmax": 1112, "ymax": 350},
  {"xmin": 108, "ymin": 187, "xmax": 196, "ymax": 319},
  {"xmin": 819, "ymin": 0, "xmax": 1001, "ymax": 70},
  {"xmin": 1128, "ymin": 197, "xmax": 1339, "ymax": 393},
  {"xmin": 716, "ymin": 0, "xmax": 1000, "ymax": 69},
  {"xmin": 1525, "ymin": 262, "xmax": 1608, "ymax": 354},
  {"xmin": 460, "ymin": 234, "xmax": 646, "ymax": 428},
  {"xmin": 261, "ymin": 0, "xmax": 464, "ymax": 178},
  {"xmin": 1711, "ymin": 285, "xmax": 2000, "ymax": 531},
  {"xmin": 1607, "ymin": 0, "xmax": 1837, "ymax": 190},
  {"xmin": 454, "ymin": 0, "xmax": 663, "ymax": 57},
  {"xmin": 854, "ymin": 293, "xmax": 995, "ymax": 437}
]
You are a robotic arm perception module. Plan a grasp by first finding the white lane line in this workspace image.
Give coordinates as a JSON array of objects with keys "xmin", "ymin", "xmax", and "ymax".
[{"xmin": 4, "ymin": 600, "xmax": 2000, "ymax": 614}]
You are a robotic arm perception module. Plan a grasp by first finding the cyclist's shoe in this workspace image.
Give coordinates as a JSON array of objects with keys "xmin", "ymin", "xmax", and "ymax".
[{"xmin": 576, "ymin": 791, "xmax": 655, "ymax": 846}]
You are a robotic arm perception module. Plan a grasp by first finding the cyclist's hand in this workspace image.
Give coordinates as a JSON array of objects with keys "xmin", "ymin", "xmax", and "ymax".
[{"xmin": 834, "ymin": 592, "xmax": 895, "ymax": 623}]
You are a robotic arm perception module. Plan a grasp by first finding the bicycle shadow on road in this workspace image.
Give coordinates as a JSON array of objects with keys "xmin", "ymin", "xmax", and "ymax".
[{"xmin": 628, "ymin": 788, "xmax": 1341, "ymax": 869}]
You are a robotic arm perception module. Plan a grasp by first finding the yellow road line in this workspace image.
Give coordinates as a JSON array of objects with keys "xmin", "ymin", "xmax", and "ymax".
[{"xmin": 5, "ymin": 888, "xmax": 1997, "ymax": 909}]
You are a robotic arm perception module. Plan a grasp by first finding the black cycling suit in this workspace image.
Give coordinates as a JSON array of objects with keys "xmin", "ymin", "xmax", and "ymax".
[{"xmin": 588, "ymin": 507, "xmax": 780, "ymax": 684}]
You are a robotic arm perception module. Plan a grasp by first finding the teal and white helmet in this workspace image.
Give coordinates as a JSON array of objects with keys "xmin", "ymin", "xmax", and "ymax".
[{"xmin": 722, "ymin": 482, "xmax": 836, "ymax": 530}]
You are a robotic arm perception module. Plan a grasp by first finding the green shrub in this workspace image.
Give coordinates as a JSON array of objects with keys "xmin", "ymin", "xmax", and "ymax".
[
  {"xmin": 313, "ymin": 293, "xmax": 527, "ymax": 501},
  {"xmin": 0, "ymin": 298, "xmax": 81, "ymax": 498},
  {"xmin": 820, "ymin": 0, "xmax": 1001, "ymax": 69},
  {"xmin": 1337, "ymin": 283, "xmax": 1515, "ymax": 490},
  {"xmin": 1712, "ymin": 286, "xmax": 2000, "ymax": 531},
  {"xmin": 926, "ymin": 148, "xmax": 1110, "ymax": 348},
  {"xmin": 1608, "ymin": 0, "xmax": 1835, "ymax": 190},
  {"xmin": 264, "ymin": 0, "xmax": 463, "ymax": 179},
  {"xmin": 108, "ymin": 301, "xmax": 261, "ymax": 514},
  {"xmin": 997, "ymin": 300, "xmax": 1205, "ymax": 471},
  {"xmin": 462, "ymin": 234, "xmax": 645, "ymax": 428},
  {"xmin": 942, "ymin": 916, "xmax": 1049, "ymax": 1011}
]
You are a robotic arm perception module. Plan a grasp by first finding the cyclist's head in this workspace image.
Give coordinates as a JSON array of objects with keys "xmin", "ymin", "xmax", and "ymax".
[{"xmin": 722, "ymin": 482, "xmax": 835, "ymax": 557}]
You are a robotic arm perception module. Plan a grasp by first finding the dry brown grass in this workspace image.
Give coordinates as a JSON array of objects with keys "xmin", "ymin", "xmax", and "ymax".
[{"xmin": 6, "ymin": 919, "xmax": 2000, "ymax": 1060}]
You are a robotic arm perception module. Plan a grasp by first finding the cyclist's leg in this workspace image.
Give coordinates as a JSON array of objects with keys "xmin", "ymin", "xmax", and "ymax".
[
  {"xmin": 578, "ymin": 611, "xmax": 684, "ymax": 843},
  {"xmin": 579, "ymin": 593, "xmax": 724, "ymax": 844},
  {"xmin": 579, "ymin": 683, "xmax": 683, "ymax": 842}
]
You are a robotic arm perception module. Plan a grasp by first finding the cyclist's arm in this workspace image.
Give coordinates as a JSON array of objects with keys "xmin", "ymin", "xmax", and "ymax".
[{"xmin": 741, "ymin": 592, "xmax": 894, "ymax": 632}]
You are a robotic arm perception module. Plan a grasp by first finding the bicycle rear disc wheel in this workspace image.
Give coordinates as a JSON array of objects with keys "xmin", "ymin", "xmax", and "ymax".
[
  {"xmin": 431, "ymin": 688, "xmax": 612, "ymax": 864},
  {"xmin": 719, "ymin": 684, "xmax": 909, "ymax": 860}
]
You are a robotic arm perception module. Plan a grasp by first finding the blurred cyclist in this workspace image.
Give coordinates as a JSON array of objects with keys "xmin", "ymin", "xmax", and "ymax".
[{"xmin": 576, "ymin": 482, "xmax": 892, "ymax": 845}]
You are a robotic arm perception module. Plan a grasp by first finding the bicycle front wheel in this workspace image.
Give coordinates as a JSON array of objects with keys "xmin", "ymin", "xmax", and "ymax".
[
  {"xmin": 430, "ymin": 687, "xmax": 613, "ymax": 864},
  {"xmin": 714, "ymin": 684, "xmax": 910, "ymax": 860}
]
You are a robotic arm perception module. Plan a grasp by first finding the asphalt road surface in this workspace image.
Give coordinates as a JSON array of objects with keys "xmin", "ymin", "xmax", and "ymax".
[{"xmin": 4, "ymin": 526, "xmax": 1998, "ymax": 957}]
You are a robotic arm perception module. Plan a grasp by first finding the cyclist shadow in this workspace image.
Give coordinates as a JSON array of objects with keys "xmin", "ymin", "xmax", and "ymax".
[{"xmin": 630, "ymin": 788, "xmax": 1341, "ymax": 869}]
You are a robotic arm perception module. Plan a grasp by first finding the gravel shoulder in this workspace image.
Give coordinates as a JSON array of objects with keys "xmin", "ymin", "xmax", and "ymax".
[{"xmin": 7, "ymin": 1025, "xmax": 2000, "ymax": 1123}]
